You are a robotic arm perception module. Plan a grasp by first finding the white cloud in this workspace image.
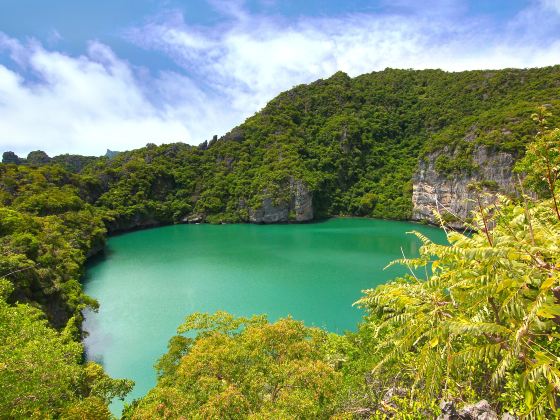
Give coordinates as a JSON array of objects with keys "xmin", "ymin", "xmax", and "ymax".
[
  {"xmin": 540, "ymin": 0, "xmax": 560, "ymax": 14},
  {"xmin": 127, "ymin": 2, "xmax": 560, "ymax": 131},
  {"xmin": 1, "ymin": 1, "xmax": 560, "ymax": 156},
  {"xmin": 0, "ymin": 37, "xmax": 225, "ymax": 156}
]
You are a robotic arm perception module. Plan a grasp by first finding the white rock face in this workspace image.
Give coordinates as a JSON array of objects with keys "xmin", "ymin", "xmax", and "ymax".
[
  {"xmin": 248, "ymin": 178, "xmax": 314, "ymax": 223},
  {"xmin": 292, "ymin": 179, "xmax": 314, "ymax": 222},
  {"xmin": 249, "ymin": 197, "xmax": 290, "ymax": 223},
  {"xmin": 412, "ymin": 146, "xmax": 518, "ymax": 228}
]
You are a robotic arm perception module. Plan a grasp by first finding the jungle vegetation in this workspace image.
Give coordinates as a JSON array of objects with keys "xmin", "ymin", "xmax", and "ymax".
[
  {"xmin": 124, "ymin": 109, "xmax": 560, "ymax": 418},
  {"xmin": 1, "ymin": 67, "xmax": 560, "ymax": 418}
]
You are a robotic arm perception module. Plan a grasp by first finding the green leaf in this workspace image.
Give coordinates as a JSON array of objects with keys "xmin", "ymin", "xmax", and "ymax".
[
  {"xmin": 525, "ymin": 388, "xmax": 534, "ymax": 408},
  {"xmin": 540, "ymin": 276, "xmax": 556, "ymax": 290}
]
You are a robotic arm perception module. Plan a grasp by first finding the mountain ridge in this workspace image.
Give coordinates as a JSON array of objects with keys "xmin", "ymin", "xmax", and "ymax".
[{"xmin": 2, "ymin": 65, "xmax": 560, "ymax": 418}]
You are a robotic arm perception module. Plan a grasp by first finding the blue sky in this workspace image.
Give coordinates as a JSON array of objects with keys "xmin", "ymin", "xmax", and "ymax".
[{"xmin": 0, "ymin": 0, "xmax": 559, "ymax": 155}]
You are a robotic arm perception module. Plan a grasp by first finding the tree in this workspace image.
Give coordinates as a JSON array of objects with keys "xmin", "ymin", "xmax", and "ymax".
[
  {"xmin": 355, "ymin": 120, "xmax": 560, "ymax": 417},
  {"xmin": 124, "ymin": 312, "xmax": 342, "ymax": 419},
  {"xmin": 516, "ymin": 106, "xmax": 560, "ymax": 220},
  {"xmin": 0, "ymin": 279, "xmax": 133, "ymax": 418}
]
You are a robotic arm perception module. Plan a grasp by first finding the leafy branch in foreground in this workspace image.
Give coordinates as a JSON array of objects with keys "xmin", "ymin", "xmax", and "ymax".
[
  {"xmin": 516, "ymin": 105, "xmax": 560, "ymax": 221},
  {"xmin": 357, "ymin": 123, "xmax": 560, "ymax": 417}
]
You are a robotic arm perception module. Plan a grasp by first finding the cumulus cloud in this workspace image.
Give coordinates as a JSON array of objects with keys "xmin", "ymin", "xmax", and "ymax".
[
  {"xmin": 126, "ymin": 0, "xmax": 560, "ymax": 135},
  {"xmin": 1, "ymin": 0, "xmax": 560, "ymax": 155},
  {"xmin": 0, "ymin": 36, "xmax": 220, "ymax": 156}
]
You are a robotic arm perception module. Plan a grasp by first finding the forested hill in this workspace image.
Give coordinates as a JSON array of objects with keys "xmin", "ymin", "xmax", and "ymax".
[
  {"xmin": 1, "ymin": 66, "xmax": 559, "ymax": 328},
  {"xmin": 2, "ymin": 66, "xmax": 560, "ymax": 418},
  {"xmin": 89, "ymin": 66, "xmax": 560, "ymax": 222},
  {"xmin": 5, "ymin": 66, "xmax": 560, "ymax": 230}
]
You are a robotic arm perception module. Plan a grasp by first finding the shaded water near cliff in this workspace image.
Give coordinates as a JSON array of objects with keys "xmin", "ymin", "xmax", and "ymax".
[{"xmin": 83, "ymin": 218, "xmax": 445, "ymax": 413}]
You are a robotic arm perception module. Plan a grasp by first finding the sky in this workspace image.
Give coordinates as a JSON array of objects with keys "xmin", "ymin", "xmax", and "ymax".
[{"xmin": 0, "ymin": 0, "xmax": 559, "ymax": 156}]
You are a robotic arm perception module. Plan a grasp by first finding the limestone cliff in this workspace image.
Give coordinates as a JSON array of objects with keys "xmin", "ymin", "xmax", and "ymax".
[
  {"xmin": 106, "ymin": 212, "xmax": 162, "ymax": 233},
  {"xmin": 412, "ymin": 146, "xmax": 518, "ymax": 228},
  {"xmin": 248, "ymin": 178, "xmax": 314, "ymax": 223}
]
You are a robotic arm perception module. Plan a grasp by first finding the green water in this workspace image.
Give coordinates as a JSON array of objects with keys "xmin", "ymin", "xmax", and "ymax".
[{"xmin": 83, "ymin": 218, "xmax": 445, "ymax": 412}]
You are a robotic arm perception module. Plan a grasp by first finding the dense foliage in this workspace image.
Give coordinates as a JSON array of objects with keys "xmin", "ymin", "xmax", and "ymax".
[
  {"xmin": 126, "ymin": 119, "xmax": 560, "ymax": 418},
  {"xmin": 6, "ymin": 67, "xmax": 560, "ymax": 228},
  {"xmin": 0, "ymin": 279, "xmax": 133, "ymax": 418},
  {"xmin": 80, "ymin": 66, "xmax": 560, "ymax": 224},
  {"xmin": 0, "ymin": 163, "xmax": 106, "ymax": 326},
  {"xmin": 2, "ymin": 66, "xmax": 557, "ymax": 328},
  {"xmin": 2, "ymin": 67, "xmax": 560, "ymax": 417},
  {"xmin": 124, "ymin": 313, "xmax": 343, "ymax": 419},
  {"xmin": 355, "ymin": 196, "xmax": 560, "ymax": 417}
]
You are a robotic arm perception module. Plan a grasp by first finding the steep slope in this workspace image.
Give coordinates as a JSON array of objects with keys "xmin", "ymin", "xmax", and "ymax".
[
  {"xmin": 1, "ymin": 66, "xmax": 560, "ymax": 326},
  {"xmin": 1, "ymin": 65, "xmax": 560, "ymax": 418},
  {"xmin": 86, "ymin": 66, "xmax": 560, "ymax": 228},
  {"xmin": 412, "ymin": 145, "xmax": 518, "ymax": 228}
]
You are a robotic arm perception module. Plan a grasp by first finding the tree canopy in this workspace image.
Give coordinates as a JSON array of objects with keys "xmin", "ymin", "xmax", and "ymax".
[
  {"xmin": 2, "ymin": 67, "xmax": 560, "ymax": 418},
  {"xmin": 126, "ymin": 118, "xmax": 560, "ymax": 418}
]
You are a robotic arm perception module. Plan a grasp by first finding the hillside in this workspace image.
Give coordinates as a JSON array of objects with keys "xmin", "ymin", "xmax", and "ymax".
[
  {"xmin": 1, "ymin": 66, "xmax": 560, "ymax": 417},
  {"xmin": 83, "ymin": 67, "xmax": 560, "ymax": 227},
  {"xmin": 2, "ymin": 66, "xmax": 560, "ymax": 326},
  {"xmin": 5, "ymin": 67, "xmax": 560, "ymax": 231}
]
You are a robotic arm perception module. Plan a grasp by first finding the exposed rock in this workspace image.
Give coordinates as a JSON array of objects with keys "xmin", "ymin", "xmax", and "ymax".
[
  {"xmin": 437, "ymin": 400, "xmax": 458, "ymax": 420},
  {"xmin": 163, "ymin": 142, "xmax": 189, "ymax": 158},
  {"xmin": 382, "ymin": 387, "xmax": 407, "ymax": 403},
  {"xmin": 379, "ymin": 387, "xmax": 407, "ymax": 413},
  {"xmin": 2, "ymin": 151, "xmax": 22, "ymax": 164},
  {"xmin": 248, "ymin": 178, "xmax": 314, "ymax": 223},
  {"xmin": 182, "ymin": 214, "xmax": 204, "ymax": 224},
  {"xmin": 412, "ymin": 145, "xmax": 517, "ymax": 229},
  {"xmin": 293, "ymin": 179, "xmax": 314, "ymax": 221},
  {"xmin": 26, "ymin": 150, "xmax": 51, "ymax": 165},
  {"xmin": 249, "ymin": 197, "xmax": 289, "ymax": 223},
  {"xmin": 106, "ymin": 213, "xmax": 161, "ymax": 233},
  {"xmin": 208, "ymin": 135, "xmax": 218, "ymax": 148},
  {"xmin": 222, "ymin": 127, "xmax": 244, "ymax": 143},
  {"xmin": 459, "ymin": 400, "xmax": 498, "ymax": 420},
  {"xmin": 105, "ymin": 149, "xmax": 120, "ymax": 159},
  {"xmin": 437, "ymin": 400, "xmax": 499, "ymax": 420}
]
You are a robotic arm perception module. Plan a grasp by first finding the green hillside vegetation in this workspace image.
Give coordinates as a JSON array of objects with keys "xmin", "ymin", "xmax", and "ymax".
[
  {"xmin": 6, "ymin": 67, "xmax": 560, "ymax": 227},
  {"xmin": 82, "ymin": 67, "xmax": 560, "ymax": 224},
  {"xmin": 125, "ymin": 113, "xmax": 560, "ymax": 418},
  {"xmin": 1, "ymin": 67, "xmax": 560, "ymax": 417},
  {"xmin": 2, "ymin": 67, "xmax": 558, "ymax": 327},
  {"xmin": 0, "ymin": 278, "xmax": 133, "ymax": 418},
  {"xmin": 0, "ymin": 163, "xmax": 106, "ymax": 327}
]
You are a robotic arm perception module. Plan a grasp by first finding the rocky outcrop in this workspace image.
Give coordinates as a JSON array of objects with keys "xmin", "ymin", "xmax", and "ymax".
[
  {"xmin": 248, "ymin": 178, "xmax": 314, "ymax": 223},
  {"xmin": 182, "ymin": 214, "xmax": 204, "ymax": 224},
  {"xmin": 292, "ymin": 179, "xmax": 314, "ymax": 221},
  {"xmin": 106, "ymin": 212, "xmax": 162, "ymax": 233},
  {"xmin": 2, "ymin": 151, "xmax": 22, "ymax": 164},
  {"xmin": 437, "ymin": 400, "xmax": 515, "ymax": 420},
  {"xmin": 412, "ymin": 146, "xmax": 518, "ymax": 228}
]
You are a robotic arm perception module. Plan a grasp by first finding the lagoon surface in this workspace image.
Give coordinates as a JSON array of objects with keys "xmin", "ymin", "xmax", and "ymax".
[{"xmin": 83, "ymin": 218, "xmax": 445, "ymax": 412}]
